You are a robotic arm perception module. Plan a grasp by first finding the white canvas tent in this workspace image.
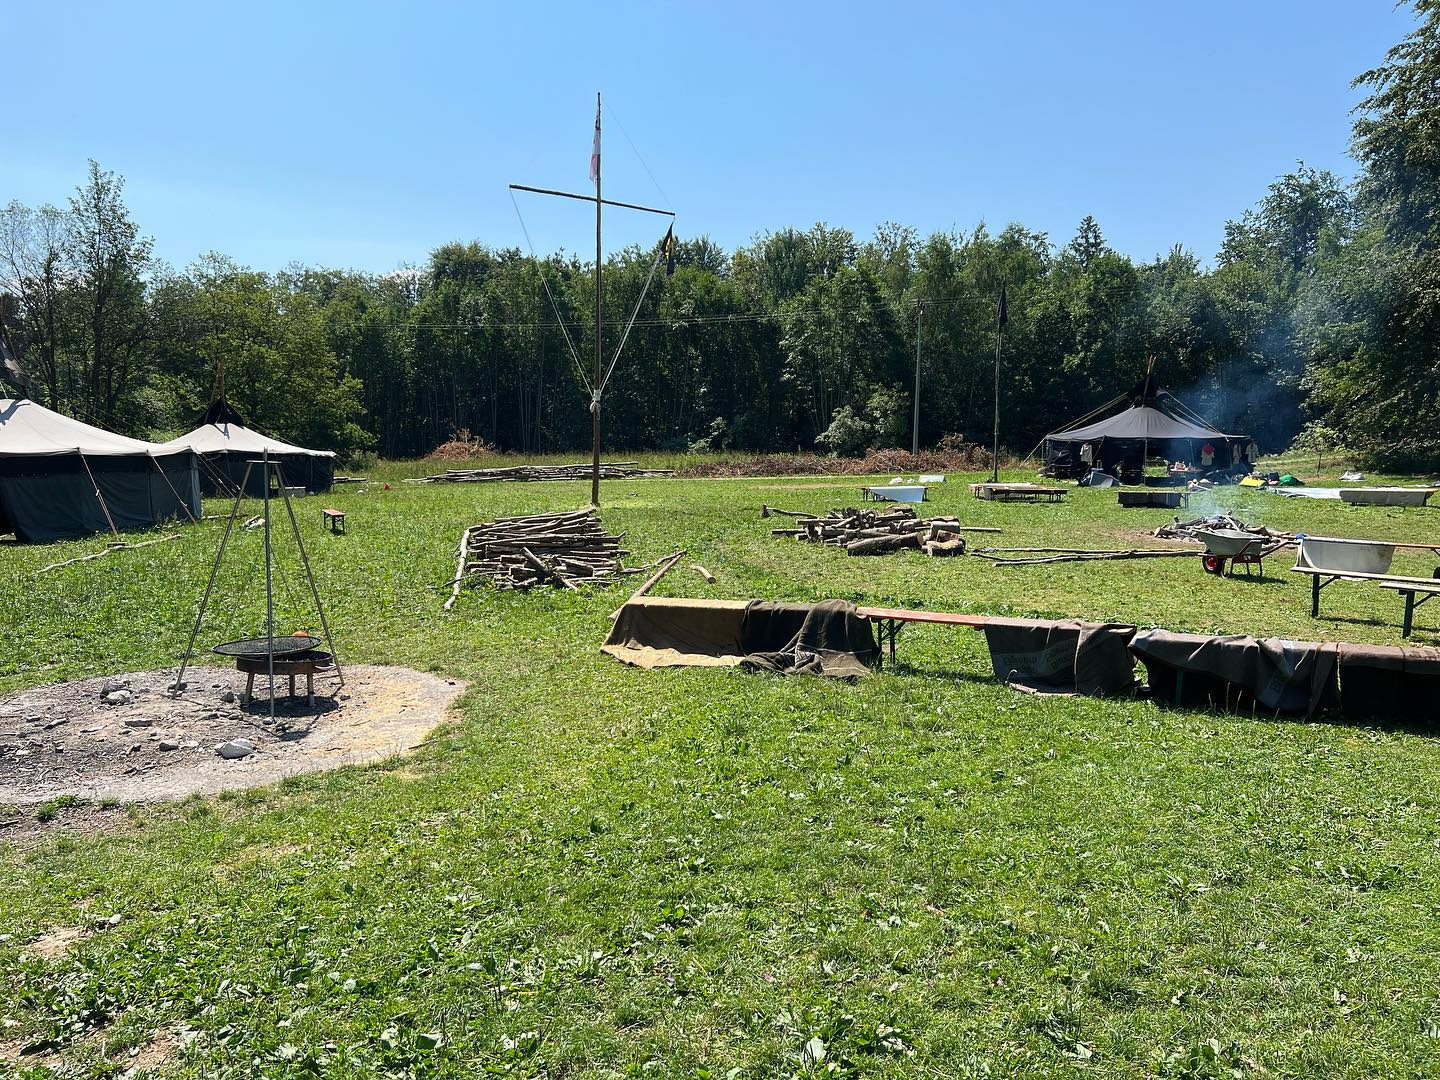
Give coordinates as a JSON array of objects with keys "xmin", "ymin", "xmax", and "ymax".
[
  {"xmin": 0, "ymin": 398, "xmax": 201, "ymax": 542},
  {"xmin": 159, "ymin": 401, "xmax": 336, "ymax": 497}
]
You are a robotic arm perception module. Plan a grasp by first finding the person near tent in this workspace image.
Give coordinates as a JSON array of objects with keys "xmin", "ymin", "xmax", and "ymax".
[
  {"xmin": 1200, "ymin": 442, "xmax": 1216, "ymax": 467},
  {"xmin": 1079, "ymin": 441, "xmax": 1094, "ymax": 468},
  {"xmin": 1246, "ymin": 438, "xmax": 1259, "ymax": 463}
]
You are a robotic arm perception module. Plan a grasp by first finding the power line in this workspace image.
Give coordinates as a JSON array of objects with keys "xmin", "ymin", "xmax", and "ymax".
[{"xmin": 396, "ymin": 292, "xmax": 986, "ymax": 333}]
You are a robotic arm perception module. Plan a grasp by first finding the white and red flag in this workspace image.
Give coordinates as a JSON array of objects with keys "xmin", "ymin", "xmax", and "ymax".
[{"xmin": 589, "ymin": 100, "xmax": 601, "ymax": 185}]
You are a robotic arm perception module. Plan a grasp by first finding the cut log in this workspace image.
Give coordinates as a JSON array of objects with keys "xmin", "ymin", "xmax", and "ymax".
[
  {"xmin": 923, "ymin": 537, "xmax": 966, "ymax": 557},
  {"xmin": 847, "ymin": 532, "xmax": 921, "ymax": 556}
]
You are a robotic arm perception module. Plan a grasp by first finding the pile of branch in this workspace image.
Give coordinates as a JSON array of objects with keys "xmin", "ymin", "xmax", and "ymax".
[
  {"xmin": 445, "ymin": 509, "xmax": 629, "ymax": 606},
  {"xmin": 1153, "ymin": 513, "xmax": 1295, "ymax": 543},
  {"xmin": 767, "ymin": 505, "xmax": 995, "ymax": 557},
  {"xmin": 412, "ymin": 461, "xmax": 673, "ymax": 485}
]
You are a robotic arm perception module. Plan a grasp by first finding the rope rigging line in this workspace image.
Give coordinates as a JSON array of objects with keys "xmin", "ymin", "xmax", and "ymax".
[
  {"xmin": 602, "ymin": 101, "xmax": 673, "ymax": 209},
  {"xmin": 78, "ymin": 453, "xmax": 120, "ymax": 539},
  {"xmin": 149, "ymin": 455, "xmax": 200, "ymax": 524},
  {"xmin": 598, "ymin": 227, "xmax": 671, "ymax": 397},
  {"xmin": 508, "ymin": 187, "xmax": 592, "ymax": 393}
]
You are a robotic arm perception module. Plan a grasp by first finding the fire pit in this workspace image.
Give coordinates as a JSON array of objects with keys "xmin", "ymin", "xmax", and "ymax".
[{"xmin": 213, "ymin": 638, "xmax": 335, "ymax": 707}]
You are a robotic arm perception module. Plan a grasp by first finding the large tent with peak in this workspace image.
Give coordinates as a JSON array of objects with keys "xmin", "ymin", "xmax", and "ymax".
[
  {"xmin": 158, "ymin": 400, "xmax": 336, "ymax": 498},
  {"xmin": 0, "ymin": 398, "xmax": 201, "ymax": 542},
  {"xmin": 1042, "ymin": 373, "xmax": 1251, "ymax": 482}
]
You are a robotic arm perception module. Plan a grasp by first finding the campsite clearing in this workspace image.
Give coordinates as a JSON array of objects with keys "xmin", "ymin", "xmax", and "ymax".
[{"xmin": 2, "ymin": 463, "xmax": 1440, "ymax": 1078}]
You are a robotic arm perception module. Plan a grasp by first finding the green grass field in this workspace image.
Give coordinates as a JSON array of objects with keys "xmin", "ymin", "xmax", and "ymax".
[{"xmin": 3, "ymin": 464, "xmax": 1440, "ymax": 1078}]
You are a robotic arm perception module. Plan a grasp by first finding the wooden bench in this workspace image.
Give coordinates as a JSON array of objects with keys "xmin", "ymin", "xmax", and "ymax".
[
  {"xmin": 321, "ymin": 508, "xmax": 346, "ymax": 534},
  {"xmin": 856, "ymin": 606, "xmax": 993, "ymax": 665},
  {"xmin": 1377, "ymin": 579, "xmax": 1440, "ymax": 638},
  {"xmin": 1290, "ymin": 563, "xmax": 1440, "ymax": 637}
]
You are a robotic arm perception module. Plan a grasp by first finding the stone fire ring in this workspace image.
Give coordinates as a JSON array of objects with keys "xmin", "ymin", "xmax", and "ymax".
[{"xmin": 0, "ymin": 665, "xmax": 466, "ymax": 805}]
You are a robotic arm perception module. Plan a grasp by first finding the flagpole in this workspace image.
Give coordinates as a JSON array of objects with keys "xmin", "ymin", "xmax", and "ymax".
[
  {"xmin": 591, "ymin": 92, "xmax": 603, "ymax": 508},
  {"xmin": 991, "ymin": 287, "xmax": 1005, "ymax": 483},
  {"xmin": 510, "ymin": 101, "xmax": 671, "ymax": 507}
]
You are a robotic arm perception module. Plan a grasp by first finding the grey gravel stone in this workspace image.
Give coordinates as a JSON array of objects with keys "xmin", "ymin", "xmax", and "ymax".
[
  {"xmin": 123, "ymin": 717, "xmax": 153, "ymax": 728},
  {"xmin": 215, "ymin": 739, "xmax": 256, "ymax": 760}
]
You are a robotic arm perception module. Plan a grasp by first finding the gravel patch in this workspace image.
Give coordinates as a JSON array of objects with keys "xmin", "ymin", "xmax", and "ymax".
[{"xmin": 0, "ymin": 665, "xmax": 465, "ymax": 805}]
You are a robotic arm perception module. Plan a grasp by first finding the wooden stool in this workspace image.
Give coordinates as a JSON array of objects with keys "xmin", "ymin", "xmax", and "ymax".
[{"xmin": 321, "ymin": 508, "xmax": 345, "ymax": 534}]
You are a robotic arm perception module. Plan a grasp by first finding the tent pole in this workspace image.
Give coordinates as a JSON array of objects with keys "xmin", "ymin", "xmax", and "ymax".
[
  {"xmin": 263, "ymin": 450, "xmax": 274, "ymax": 720},
  {"xmin": 149, "ymin": 455, "xmax": 199, "ymax": 524},
  {"xmin": 78, "ymin": 453, "xmax": 120, "ymax": 539}
]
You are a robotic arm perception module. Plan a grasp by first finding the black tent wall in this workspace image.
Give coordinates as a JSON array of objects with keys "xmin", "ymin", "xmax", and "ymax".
[
  {"xmin": 196, "ymin": 451, "xmax": 333, "ymax": 497},
  {"xmin": 0, "ymin": 452, "xmax": 200, "ymax": 543},
  {"xmin": 1044, "ymin": 436, "xmax": 1238, "ymax": 481}
]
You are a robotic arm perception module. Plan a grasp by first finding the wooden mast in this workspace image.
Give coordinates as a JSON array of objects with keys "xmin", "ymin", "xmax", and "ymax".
[
  {"xmin": 509, "ymin": 97, "xmax": 673, "ymax": 510},
  {"xmin": 592, "ymin": 92, "xmax": 603, "ymax": 507}
]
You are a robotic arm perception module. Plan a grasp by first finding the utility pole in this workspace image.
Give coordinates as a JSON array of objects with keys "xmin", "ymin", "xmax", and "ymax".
[
  {"xmin": 991, "ymin": 284, "xmax": 1006, "ymax": 483},
  {"xmin": 911, "ymin": 301, "xmax": 923, "ymax": 455}
]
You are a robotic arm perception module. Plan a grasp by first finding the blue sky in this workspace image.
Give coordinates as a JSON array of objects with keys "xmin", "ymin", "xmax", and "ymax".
[{"xmin": 5, "ymin": 1, "xmax": 1415, "ymax": 274}]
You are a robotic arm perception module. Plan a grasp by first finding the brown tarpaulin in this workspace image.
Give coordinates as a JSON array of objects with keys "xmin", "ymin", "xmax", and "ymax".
[
  {"xmin": 1129, "ymin": 630, "xmax": 1338, "ymax": 717},
  {"xmin": 982, "ymin": 618, "xmax": 1138, "ymax": 696},
  {"xmin": 602, "ymin": 598, "xmax": 749, "ymax": 668},
  {"xmin": 738, "ymin": 599, "xmax": 877, "ymax": 679},
  {"xmin": 1336, "ymin": 644, "xmax": 1440, "ymax": 720},
  {"xmin": 603, "ymin": 598, "xmax": 877, "ymax": 679}
]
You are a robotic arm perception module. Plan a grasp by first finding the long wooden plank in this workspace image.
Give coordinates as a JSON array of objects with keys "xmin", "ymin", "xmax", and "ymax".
[
  {"xmin": 856, "ymin": 606, "xmax": 994, "ymax": 628},
  {"xmin": 1290, "ymin": 567, "xmax": 1440, "ymax": 586}
]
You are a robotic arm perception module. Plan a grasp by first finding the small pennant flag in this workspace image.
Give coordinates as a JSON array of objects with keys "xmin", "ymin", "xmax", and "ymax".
[
  {"xmin": 589, "ymin": 100, "xmax": 601, "ymax": 185},
  {"xmin": 661, "ymin": 225, "xmax": 676, "ymax": 277},
  {"xmin": 997, "ymin": 284, "xmax": 1008, "ymax": 329}
]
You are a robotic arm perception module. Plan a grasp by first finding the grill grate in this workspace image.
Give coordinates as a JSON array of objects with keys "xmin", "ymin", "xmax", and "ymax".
[{"xmin": 212, "ymin": 636, "xmax": 322, "ymax": 658}]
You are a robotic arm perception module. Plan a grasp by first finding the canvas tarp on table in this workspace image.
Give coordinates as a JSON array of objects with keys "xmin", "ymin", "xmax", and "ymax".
[
  {"xmin": 0, "ymin": 398, "xmax": 200, "ymax": 542},
  {"xmin": 982, "ymin": 618, "xmax": 1138, "ymax": 695},
  {"xmin": 1335, "ymin": 644, "xmax": 1440, "ymax": 720},
  {"xmin": 603, "ymin": 598, "xmax": 877, "ymax": 679},
  {"xmin": 1128, "ymin": 630, "xmax": 1338, "ymax": 717}
]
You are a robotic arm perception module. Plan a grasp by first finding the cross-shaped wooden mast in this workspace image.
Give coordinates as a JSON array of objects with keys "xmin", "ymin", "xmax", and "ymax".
[{"xmin": 510, "ymin": 93, "xmax": 674, "ymax": 507}]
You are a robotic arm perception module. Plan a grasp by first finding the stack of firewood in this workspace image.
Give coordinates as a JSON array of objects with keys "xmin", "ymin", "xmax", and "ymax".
[
  {"xmin": 767, "ymin": 505, "xmax": 970, "ymax": 557},
  {"xmin": 412, "ymin": 461, "xmax": 673, "ymax": 484},
  {"xmin": 446, "ymin": 509, "xmax": 627, "ymax": 604},
  {"xmin": 1153, "ymin": 513, "xmax": 1292, "ymax": 543}
]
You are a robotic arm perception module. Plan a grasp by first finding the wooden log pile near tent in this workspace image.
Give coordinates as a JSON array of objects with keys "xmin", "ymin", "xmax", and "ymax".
[
  {"xmin": 412, "ymin": 461, "xmax": 673, "ymax": 485},
  {"xmin": 445, "ymin": 509, "xmax": 631, "ymax": 607},
  {"xmin": 768, "ymin": 505, "xmax": 997, "ymax": 557}
]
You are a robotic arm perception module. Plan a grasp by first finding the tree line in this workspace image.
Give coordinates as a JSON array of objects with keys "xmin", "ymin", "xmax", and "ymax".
[{"xmin": 3, "ymin": 2, "xmax": 1438, "ymax": 470}]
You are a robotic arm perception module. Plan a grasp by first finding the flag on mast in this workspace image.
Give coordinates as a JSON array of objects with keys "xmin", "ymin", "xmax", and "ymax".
[
  {"xmin": 997, "ymin": 283, "xmax": 1008, "ymax": 329},
  {"xmin": 589, "ymin": 100, "xmax": 601, "ymax": 185},
  {"xmin": 661, "ymin": 224, "xmax": 676, "ymax": 277}
]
